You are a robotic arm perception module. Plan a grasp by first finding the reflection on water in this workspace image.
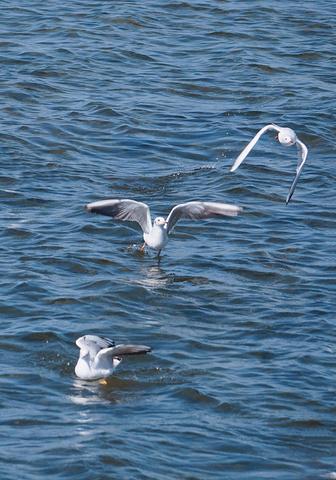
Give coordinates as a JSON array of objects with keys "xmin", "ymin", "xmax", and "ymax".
[
  {"xmin": 137, "ymin": 264, "xmax": 175, "ymax": 289},
  {"xmin": 1, "ymin": 0, "xmax": 336, "ymax": 478},
  {"xmin": 70, "ymin": 378, "xmax": 121, "ymax": 406},
  {"xmin": 131, "ymin": 264, "xmax": 211, "ymax": 290}
]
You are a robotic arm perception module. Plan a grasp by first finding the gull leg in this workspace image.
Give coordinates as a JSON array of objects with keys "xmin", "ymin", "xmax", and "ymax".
[{"xmin": 139, "ymin": 242, "xmax": 146, "ymax": 253}]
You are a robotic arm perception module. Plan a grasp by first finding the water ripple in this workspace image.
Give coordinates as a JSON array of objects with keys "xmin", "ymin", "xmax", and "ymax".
[{"xmin": 0, "ymin": 1, "xmax": 336, "ymax": 479}]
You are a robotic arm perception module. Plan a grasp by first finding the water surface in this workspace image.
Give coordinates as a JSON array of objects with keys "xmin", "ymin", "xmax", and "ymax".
[{"xmin": 1, "ymin": 1, "xmax": 336, "ymax": 479}]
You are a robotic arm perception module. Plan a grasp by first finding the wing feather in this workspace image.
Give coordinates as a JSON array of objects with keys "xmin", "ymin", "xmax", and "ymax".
[
  {"xmin": 230, "ymin": 124, "xmax": 279, "ymax": 172},
  {"xmin": 166, "ymin": 201, "xmax": 242, "ymax": 234},
  {"xmin": 86, "ymin": 199, "xmax": 152, "ymax": 234},
  {"xmin": 95, "ymin": 344, "xmax": 152, "ymax": 363},
  {"xmin": 286, "ymin": 138, "xmax": 308, "ymax": 204},
  {"xmin": 76, "ymin": 335, "xmax": 115, "ymax": 360}
]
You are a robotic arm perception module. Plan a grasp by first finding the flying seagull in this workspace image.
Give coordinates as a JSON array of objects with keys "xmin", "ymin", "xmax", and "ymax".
[
  {"xmin": 230, "ymin": 124, "xmax": 308, "ymax": 204},
  {"xmin": 86, "ymin": 199, "xmax": 242, "ymax": 256},
  {"xmin": 75, "ymin": 335, "xmax": 152, "ymax": 381}
]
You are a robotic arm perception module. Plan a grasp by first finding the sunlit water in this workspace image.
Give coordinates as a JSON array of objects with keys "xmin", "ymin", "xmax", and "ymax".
[{"xmin": 1, "ymin": 1, "xmax": 336, "ymax": 478}]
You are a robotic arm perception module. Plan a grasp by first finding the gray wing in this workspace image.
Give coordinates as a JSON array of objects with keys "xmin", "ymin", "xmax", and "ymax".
[
  {"xmin": 86, "ymin": 199, "xmax": 152, "ymax": 234},
  {"xmin": 230, "ymin": 124, "xmax": 280, "ymax": 172},
  {"xmin": 286, "ymin": 138, "xmax": 308, "ymax": 204},
  {"xmin": 166, "ymin": 201, "xmax": 242, "ymax": 234},
  {"xmin": 96, "ymin": 344, "xmax": 152, "ymax": 363}
]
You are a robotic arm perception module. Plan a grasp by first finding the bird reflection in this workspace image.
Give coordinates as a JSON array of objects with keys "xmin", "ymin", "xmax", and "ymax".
[
  {"xmin": 70, "ymin": 377, "xmax": 122, "ymax": 406},
  {"xmin": 136, "ymin": 264, "xmax": 175, "ymax": 289},
  {"xmin": 133, "ymin": 263, "xmax": 210, "ymax": 289}
]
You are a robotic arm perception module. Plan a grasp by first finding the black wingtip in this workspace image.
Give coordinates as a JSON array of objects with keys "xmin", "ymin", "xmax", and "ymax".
[
  {"xmin": 112, "ymin": 344, "xmax": 152, "ymax": 356},
  {"xmin": 138, "ymin": 345, "xmax": 152, "ymax": 355},
  {"xmin": 286, "ymin": 191, "xmax": 294, "ymax": 205},
  {"xmin": 139, "ymin": 346, "xmax": 152, "ymax": 354},
  {"xmin": 85, "ymin": 202, "xmax": 100, "ymax": 214}
]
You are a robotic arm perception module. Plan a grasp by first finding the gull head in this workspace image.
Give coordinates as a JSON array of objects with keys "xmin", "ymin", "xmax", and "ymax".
[
  {"xmin": 277, "ymin": 127, "xmax": 297, "ymax": 147},
  {"xmin": 154, "ymin": 216, "xmax": 167, "ymax": 227}
]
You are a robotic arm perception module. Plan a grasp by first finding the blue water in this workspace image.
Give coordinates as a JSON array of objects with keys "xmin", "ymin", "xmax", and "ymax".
[{"xmin": 1, "ymin": 1, "xmax": 336, "ymax": 478}]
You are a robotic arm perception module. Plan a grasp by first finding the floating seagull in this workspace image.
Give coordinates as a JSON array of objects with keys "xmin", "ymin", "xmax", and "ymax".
[
  {"xmin": 75, "ymin": 335, "xmax": 152, "ymax": 381},
  {"xmin": 86, "ymin": 199, "xmax": 242, "ymax": 256},
  {"xmin": 230, "ymin": 124, "xmax": 308, "ymax": 204}
]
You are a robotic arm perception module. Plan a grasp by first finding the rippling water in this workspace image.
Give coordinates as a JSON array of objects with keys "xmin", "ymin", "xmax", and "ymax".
[{"xmin": 1, "ymin": 1, "xmax": 336, "ymax": 478}]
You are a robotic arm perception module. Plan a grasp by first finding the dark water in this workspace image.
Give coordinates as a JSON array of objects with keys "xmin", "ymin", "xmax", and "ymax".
[{"xmin": 1, "ymin": 1, "xmax": 336, "ymax": 478}]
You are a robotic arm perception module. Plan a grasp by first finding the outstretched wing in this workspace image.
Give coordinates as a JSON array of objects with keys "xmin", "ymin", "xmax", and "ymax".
[
  {"xmin": 76, "ymin": 335, "xmax": 115, "ymax": 359},
  {"xmin": 286, "ymin": 138, "xmax": 308, "ymax": 204},
  {"xmin": 230, "ymin": 124, "xmax": 280, "ymax": 172},
  {"xmin": 166, "ymin": 201, "xmax": 242, "ymax": 234},
  {"xmin": 95, "ymin": 344, "xmax": 152, "ymax": 364},
  {"xmin": 86, "ymin": 199, "xmax": 152, "ymax": 234}
]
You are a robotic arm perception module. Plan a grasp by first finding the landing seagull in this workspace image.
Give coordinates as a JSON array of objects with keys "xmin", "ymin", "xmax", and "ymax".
[
  {"xmin": 75, "ymin": 335, "xmax": 151, "ymax": 381},
  {"xmin": 86, "ymin": 199, "xmax": 242, "ymax": 256},
  {"xmin": 230, "ymin": 124, "xmax": 308, "ymax": 204}
]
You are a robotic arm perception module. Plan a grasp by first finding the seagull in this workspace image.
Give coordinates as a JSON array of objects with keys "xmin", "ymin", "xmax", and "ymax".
[
  {"xmin": 75, "ymin": 335, "xmax": 152, "ymax": 381},
  {"xmin": 230, "ymin": 124, "xmax": 308, "ymax": 204},
  {"xmin": 86, "ymin": 199, "xmax": 242, "ymax": 256}
]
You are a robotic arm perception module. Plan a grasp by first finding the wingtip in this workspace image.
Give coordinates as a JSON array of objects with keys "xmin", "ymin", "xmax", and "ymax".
[
  {"xmin": 233, "ymin": 206, "xmax": 243, "ymax": 217},
  {"xmin": 85, "ymin": 201, "xmax": 96, "ymax": 212},
  {"xmin": 230, "ymin": 156, "xmax": 244, "ymax": 172},
  {"xmin": 286, "ymin": 187, "xmax": 296, "ymax": 204},
  {"xmin": 222, "ymin": 204, "xmax": 243, "ymax": 216},
  {"xmin": 286, "ymin": 186, "xmax": 296, "ymax": 205}
]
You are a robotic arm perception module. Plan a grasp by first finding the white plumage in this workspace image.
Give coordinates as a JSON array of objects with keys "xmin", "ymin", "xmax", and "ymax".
[
  {"xmin": 230, "ymin": 123, "xmax": 308, "ymax": 204},
  {"xmin": 86, "ymin": 199, "xmax": 242, "ymax": 256},
  {"xmin": 75, "ymin": 335, "xmax": 151, "ymax": 380}
]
